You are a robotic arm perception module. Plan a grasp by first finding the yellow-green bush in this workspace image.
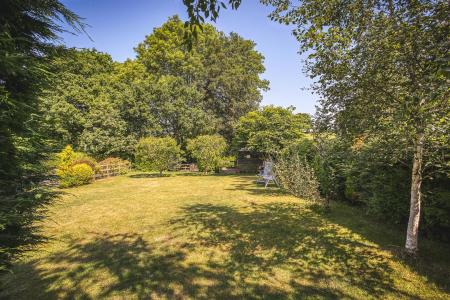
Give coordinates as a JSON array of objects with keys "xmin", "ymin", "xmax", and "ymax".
[
  {"xmin": 56, "ymin": 145, "xmax": 77, "ymax": 170},
  {"xmin": 72, "ymin": 152, "xmax": 98, "ymax": 172},
  {"xmin": 57, "ymin": 163, "xmax": 94, "ymax": 188},
  {"xmin": 56, "ymin": 145, "xmax": 96, "ymax": 187}
]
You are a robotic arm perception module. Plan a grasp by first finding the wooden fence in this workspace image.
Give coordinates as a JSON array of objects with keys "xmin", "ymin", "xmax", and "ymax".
[
  {"xmin": 94, "ymin": 161, "xmax": 130, "ymax": 179},
  {"xmin": 172, "ymin": 163, "xmax": 198, "ymax": 172}
]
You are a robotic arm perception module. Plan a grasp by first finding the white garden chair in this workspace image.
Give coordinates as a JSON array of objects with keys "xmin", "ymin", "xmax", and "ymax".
[{"xmin": 258, "ymin": 161, "xmax": 279, "ymax": 188}]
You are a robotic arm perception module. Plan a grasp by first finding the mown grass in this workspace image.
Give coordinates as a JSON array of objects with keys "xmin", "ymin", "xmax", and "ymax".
[{"xmin": 1, "ymin": 173, "xmax": 449, "ymax": 299}]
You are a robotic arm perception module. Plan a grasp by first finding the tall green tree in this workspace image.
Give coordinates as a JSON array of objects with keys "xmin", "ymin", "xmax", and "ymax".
[
  {"xmin": 0, "ymin": 0, "xmax": 84, "ymax": 271},
  {"xmin": 0, "ymin": 0, "xmax": 84, "ymax": 191},
  {"xmin": 112, "ymin": 60, "xmax": 159, "ymax": 139},
  {"xmin": 79, "ymin": 98, "xmax": 132, "ymax": 158},
  {"xmin": 135, "ymin": 16, "xmax": 269, "ymax": 142},
  {"xmin": 151, "ymin": 75, "xmax": 218, "ymax": 147},
  {"xmin": 233, "ymin": 106, "xmax": 312, "ymax": 154},
  {"xmin": 41, "ymin": 49, "xmax": 140, "ymax": 158}
]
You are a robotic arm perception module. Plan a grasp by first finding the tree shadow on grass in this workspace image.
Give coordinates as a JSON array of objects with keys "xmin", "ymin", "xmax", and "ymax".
[
  {"xmin": 225, "ymin": 176, "xmax": 288, "ymax": 197},
  {"xmin": 169, "ymin": 202, "xmax": 427, "ymax": 299},
  {"xmin": 1, "ymin": 231, "xmax": 311, "ymax": 299},
  {"xmin": 0, "ymin": 187, "xmax": 63, "ymax": 273},
  {"xmin": 308, "ymin": 203, "xmax": 450, "ymax": 293},
  {"xmin": 2, "ymin": 203, "xmax": 448, "ymax": 299},
  {"xmin": 228, "ymin": 178, "xmax": 450, "ymax": 294}
]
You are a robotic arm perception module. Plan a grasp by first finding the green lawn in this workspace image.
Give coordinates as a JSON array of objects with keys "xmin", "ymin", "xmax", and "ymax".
[{"xmin": 1, "ymin": 173, "xmax": 449, "ymax": 299}]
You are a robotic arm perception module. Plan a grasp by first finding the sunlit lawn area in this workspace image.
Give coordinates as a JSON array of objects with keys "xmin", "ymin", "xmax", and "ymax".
[{"xmin": 1, "ymin": 173, "xmax": 449, "ymax": 299}]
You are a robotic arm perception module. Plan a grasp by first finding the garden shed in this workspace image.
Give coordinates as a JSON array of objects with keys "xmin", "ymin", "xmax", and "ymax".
[{"xmin": 236, "ymin": 148, "xmax": 263, "ymax": 174}]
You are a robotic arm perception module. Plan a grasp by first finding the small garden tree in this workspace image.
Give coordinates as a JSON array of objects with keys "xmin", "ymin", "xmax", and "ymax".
[
  {"xmin": 135, "ymin": 137, "xmax": 182, "ymax": 175},
  {"xmin": 187, "ymin": 135, "xmax": 229, "ymax": 173}
]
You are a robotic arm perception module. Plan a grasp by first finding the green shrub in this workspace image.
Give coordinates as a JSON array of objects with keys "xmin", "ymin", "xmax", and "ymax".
[
  {"xmin": 313, "ymin": 138, "xmax": 347, "ymax": 202},
  {"xmin": 282, "ymin": 139, "xmax": 317, "ymax": 163},
  {"xmin": 135, "ymin": 137, "xmax": 182, "ymax": 175},
  {"xmin": 187, "ymin": 135, "xmax": 228, "ymax": 173},
  {"xmin": 57, "ymin": 163, "xmax": 94, "ymax": 188},
  {"xmin": 423, "ymin": 183, "xmax": 450, "ymax": 241},
  {"xmin": 274, "ymin": 152, "xmax": 321, "ymax": 202},
  {"xmin": 363, "ymin": 165, "xmax": 410, "ymax": 223},
  {"xmin": 55, "ymin": 145, "xmax": 96, "ymax": 187},
  {"xmin": 72, "ymin": 152, "xmax": 98, "ymax": 172},
  {"xmin": 282, "ymin": 135, "xmax": 450, "ymax": 241}
]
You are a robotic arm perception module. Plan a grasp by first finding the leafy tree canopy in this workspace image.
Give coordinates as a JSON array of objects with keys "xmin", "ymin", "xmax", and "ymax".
[
  {"xmin": 42, "ymin": 16, "xmax": 269, "ymax": 158},
  {"xmin": 135, "ymin": 137, "xmax": 183, "ymax": 175},
  {"xmin": 187, "ymin": 135, "xmax": 228, "ymax": 173},
  {"xmin": 40, "ymin": 49, "xmax": 138, "ymax": 158},
  {"xmin": 136, "ymin": 16, "xmax": 269, "ymax": 142},
  {"xmin": 233, "ymin": 105, "xmax": 312, "ymax": 154}
]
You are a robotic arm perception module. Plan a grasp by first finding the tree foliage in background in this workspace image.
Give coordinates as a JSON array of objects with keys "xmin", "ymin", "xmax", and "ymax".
[
  {"xmin": 266, "ymin": 0, "xmax": 449, "ymax": 254},
  {"xmin": 41, "ymin": 49, "xmax": 138, "ymax": 158},
  {"xmin": 150, "ymin": 75, "xmax": 215, "ymax": 147},
  {"xmin": 187, "ymin": 135, "xmax": 229, "ymax": 173},
  {"xmin": 182, "ymin": 0, "xmax": 449, "ymax": 253},
  {"xmin": 43, "ymin": 17, "xmax": 268, "ymax": 157},
  {"xmin": 0, "ymin": 0, "xmax": 84, "ymax": 271},
  {"xmin": 233, "ymin": 105, "xmax": 312, "ymax": 154},
  {"xmin": 135, "ymin": 137, "xmax": 183, "ymax": 175},
  {"xmin": 136, "ymin": 16, "xmax": 269, "ymax": 142}
]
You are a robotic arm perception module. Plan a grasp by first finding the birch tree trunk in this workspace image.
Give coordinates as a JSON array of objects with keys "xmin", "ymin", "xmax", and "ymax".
[{"xmin": 405, "ymin": 131, "xmax": 425, "ymax": 254}]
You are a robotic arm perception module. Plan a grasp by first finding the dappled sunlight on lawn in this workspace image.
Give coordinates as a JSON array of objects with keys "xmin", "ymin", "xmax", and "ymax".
[
  {"xmin": 1, "ymin": 175, "xmax": 449, "ymax": 299},
  {"xmin": 170, "ymin": 202, "xmax": 403, "ymax": 299}
]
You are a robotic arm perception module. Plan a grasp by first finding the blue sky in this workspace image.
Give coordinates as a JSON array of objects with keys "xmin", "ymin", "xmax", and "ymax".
[{"xmin": 60, "ymin": 0, "xmax": 318, "ymax": 114}]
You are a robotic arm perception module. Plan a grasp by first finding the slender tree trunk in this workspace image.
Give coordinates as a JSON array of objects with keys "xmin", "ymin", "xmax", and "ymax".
[{"xmin": 405, "ymin": 131, "xmax": 425, "ymax": 254}]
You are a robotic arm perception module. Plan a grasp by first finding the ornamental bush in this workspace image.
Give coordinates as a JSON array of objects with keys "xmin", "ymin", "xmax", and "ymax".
[
  {"xmin": 55, "ymin": 145, "xmax": 96, "ymax": 187},
  {"xmin": 72, "ymin": 152, "xmax": 99, "ymax": 173},
  {"xmin": 187, "ymin": 135, "xmax": 228, "ymax": 173},
  {"xmin": 58, "ymin": 163, "xmax": 94, "ymax": 188},
  {"xmin": 135, "ymin": 137, "xmax": 182, "ymax": 175}
]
